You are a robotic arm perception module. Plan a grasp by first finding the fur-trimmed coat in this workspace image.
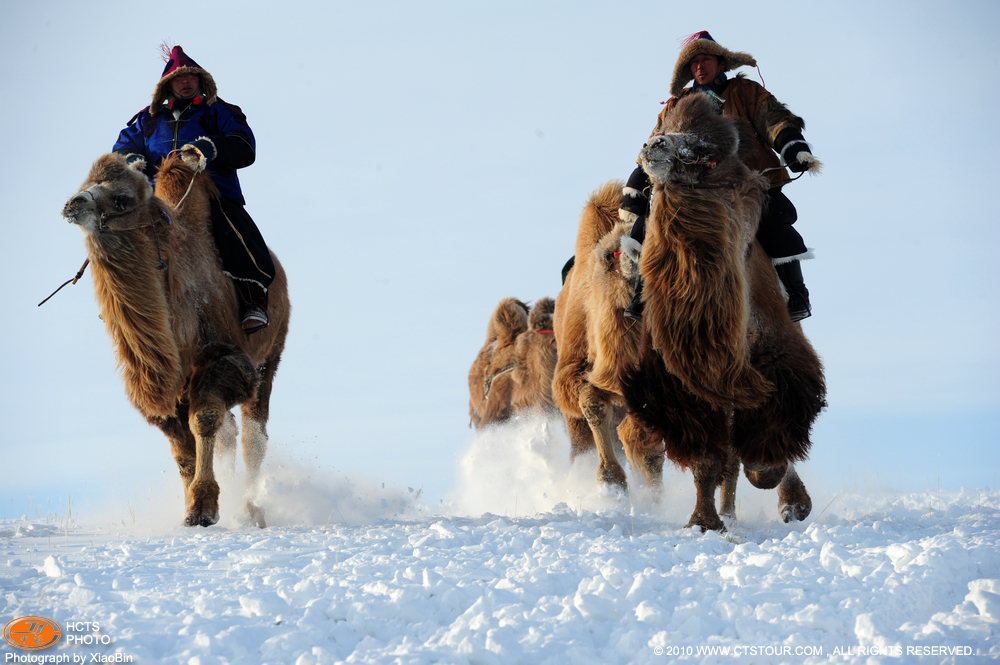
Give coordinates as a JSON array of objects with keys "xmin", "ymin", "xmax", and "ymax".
[
  {"xmin": 113, "ymin": 99, "xmax": 255, "ymax": 204},
  {"xmin": 645, "ymin": 75, "xmax": 805, "ymax": 190}
]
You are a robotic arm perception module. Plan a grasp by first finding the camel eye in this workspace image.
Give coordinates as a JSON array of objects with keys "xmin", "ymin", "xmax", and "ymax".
[{"xmin": 113, "ymin": 194, "xmax": 129, "ymax": 211}]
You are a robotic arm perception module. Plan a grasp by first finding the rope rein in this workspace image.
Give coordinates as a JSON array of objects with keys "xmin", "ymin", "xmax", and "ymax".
[
  {"xmin": 37, "ymin": 259, "xmax": 90, "ymax": 307},
  {"xmin": 41, "ymin": 170, "xmax": 196, "ymax": 306},
  {"xmin": 668, "ymin": 164, "xmax": 803, "ymax": 190}
]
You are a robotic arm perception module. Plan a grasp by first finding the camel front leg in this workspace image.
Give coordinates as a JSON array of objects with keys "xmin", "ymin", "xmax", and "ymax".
[
  {"xmin": 150, "ymin": 405, "xmax": 196, "ymax": 492},
  {"xmin": 565, "ymin": 416, "xmax": 596, "ymax": 461},
  {"xmin": 618, "ymin": 415, "xmax": 664, "ymax": 491},
  {"xmin": 687, "ymin": 451, "xmax": 726, "ymax": 532},
  {"xmin": 777, "ymin": 464, "xmax": 812, "ymax": 523},
  {"xmin": 579, "ymin": 384, "xmax": 627, "ymax": 490},
  {"xmin": 185, "ymin": 402, "xmax": 224, "ymax": 527}
]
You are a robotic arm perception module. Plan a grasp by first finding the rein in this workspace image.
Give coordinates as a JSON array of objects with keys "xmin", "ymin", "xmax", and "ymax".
[
  {"xmin": 668, "ymin": 165, "xmax": 803, "ymax": 190},
  {"xmin": 41, "ymin": 170, "xmax": 196, "ymax": 306},
  {"xmin": 37, "ymin": 259, "xmax": 91, "ymax": 307}
]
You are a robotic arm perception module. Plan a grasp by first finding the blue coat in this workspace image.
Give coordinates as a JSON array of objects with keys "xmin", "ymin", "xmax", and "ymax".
[{"xmin": 113, "ymin": 98, "xmax": 255, "ymax": 204}]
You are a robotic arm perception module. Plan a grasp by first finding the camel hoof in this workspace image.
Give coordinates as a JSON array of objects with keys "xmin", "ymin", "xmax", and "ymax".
[
  {"xmin": 744, "ymin": 463, "xmax": 787, "ymax": 490},
  {"xmin": 245, "ymin": 502, "xmax": 267, "ymax": 529},
  {"xmin": 685, "ymin": 513, "xmax": 726, "ymax": 533},
  {"xmin": 598, "ymin": 465, "xmax": 629, "ymax": 492},
  {"xmin": 779, "ymin": 498, "xmax": 812, "ymax": 523},
  {"xmin": 184, "ymin": 479, "xmax": 220, "ymax": 527},
  {"xmin": 183, "ymin": 510, "xmax": 220, "ymax": 528}
]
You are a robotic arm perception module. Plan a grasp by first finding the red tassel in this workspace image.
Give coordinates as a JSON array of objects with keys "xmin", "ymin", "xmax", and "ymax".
[
  {"xmin": 680, "ymin": 31, "xmax": 709, "ymax": 46},
  {"xmin": 159, "ymin": 41, "xmax": 175, "ymax": 62}
]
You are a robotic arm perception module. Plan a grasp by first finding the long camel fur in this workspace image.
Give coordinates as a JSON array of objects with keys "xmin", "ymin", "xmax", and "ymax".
[
  {"xmin": 468, "ymin": 297, "xmax": 559, "ymax": 429},
  {"xmin": 468, "ymin": 297, "xmax": 529, "ymax": 429},
  {"xmin": 63, "ymin": 153, "xmax": 290, "ymax": 528},
  {"xmin": 553, "ymin": 93, "xmax": 825, "ymax": 530}
]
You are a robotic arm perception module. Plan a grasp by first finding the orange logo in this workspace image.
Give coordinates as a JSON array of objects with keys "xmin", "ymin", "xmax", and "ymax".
[{"xmin": 3, "ymin": 616, "xmax": 62, "ymax": 650}]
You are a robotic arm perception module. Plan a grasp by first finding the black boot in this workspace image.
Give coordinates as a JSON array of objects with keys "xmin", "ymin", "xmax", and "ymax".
[
  {"xmin": 623, "ymin": 272, "xmax": 645, "ymax": 321},
  {"xmin": 234, "ymin": 280, "xmax": 270, "ymax": 334},
  {"xmin": 774, "ymin": 260, "xmax": 811, "ymax": 322}
]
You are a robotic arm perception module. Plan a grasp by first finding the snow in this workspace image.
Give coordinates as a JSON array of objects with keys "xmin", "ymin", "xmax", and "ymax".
[{"xmin": 2, "ymin": 416, "xmax": 998, "ymax": 664}]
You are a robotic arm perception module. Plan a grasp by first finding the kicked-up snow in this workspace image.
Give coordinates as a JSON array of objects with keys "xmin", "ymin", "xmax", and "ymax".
[{"xmin": 2, "ymin": 416, "xmax": 998, "ymax": 664}]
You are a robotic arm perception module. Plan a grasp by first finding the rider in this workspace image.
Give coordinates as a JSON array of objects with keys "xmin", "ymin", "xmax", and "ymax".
[
  {"xmin": 112, "ymin": 45, "xmax": 274, "ymax": 334},
  {"xmin": 620, "ymin": 31, "xmax": 820, "ymax": 322}
]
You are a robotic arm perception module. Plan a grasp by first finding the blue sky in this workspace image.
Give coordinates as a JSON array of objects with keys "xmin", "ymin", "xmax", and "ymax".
[{"xmin": 1, "ymin": 1, "xmax": 997, "ymax": 519}]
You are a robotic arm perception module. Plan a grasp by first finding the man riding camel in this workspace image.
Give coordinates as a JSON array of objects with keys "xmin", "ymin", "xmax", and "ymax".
[
  {"xmin": 620, "ymin": 31, "xmax": 821, "ymax": 322},
  {"xmin": 113, "ymin": 45, "xmax": 274, "ymax": 334}
]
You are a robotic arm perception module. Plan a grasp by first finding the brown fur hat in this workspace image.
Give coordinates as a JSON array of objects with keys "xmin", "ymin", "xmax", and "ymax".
[
  {"xmin": 670, "ymin": 31, "xmax": 756, "ymax": 97},
  {"xmin": 150, "ymin": 44, "xmax": 219, "ymax": 114}
]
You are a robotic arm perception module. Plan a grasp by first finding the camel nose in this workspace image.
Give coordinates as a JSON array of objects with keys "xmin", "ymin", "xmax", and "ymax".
[{"xmin": 64, "ymin": 191, "xmax": 96, "ymax": 223}]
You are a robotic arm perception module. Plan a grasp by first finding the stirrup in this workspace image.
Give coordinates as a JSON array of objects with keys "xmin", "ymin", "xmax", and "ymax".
[{"xmin": 242, "ymin": 305, "xmax": 269, "ymax": 334}]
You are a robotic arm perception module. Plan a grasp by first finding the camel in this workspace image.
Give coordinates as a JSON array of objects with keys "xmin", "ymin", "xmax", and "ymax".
[
  {"xmin": 511, "ymin": 297, "xmax": 558, "ymax": 415},
  {"xmin": 553, "ymin": 93, "xmax": 824, "ymax": 530},
  {"xmin": 468, "ymin": 297, "xmax": 558, "ymax": 430},
  {"xmin": 62, "ymin": 153, "xmax": 290, "ymax": 528}
]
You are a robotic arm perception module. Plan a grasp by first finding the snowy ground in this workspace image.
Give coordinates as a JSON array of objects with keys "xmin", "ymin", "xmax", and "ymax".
[{"xmin": 2, "ymin": 416, "xmax": 998, "ymax": 664}]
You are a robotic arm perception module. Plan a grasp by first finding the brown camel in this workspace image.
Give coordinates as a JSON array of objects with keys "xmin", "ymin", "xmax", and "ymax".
[
  {"xmin": 511, "ymin": 297, "xmax": 558, "ymax": 415},
  {"xmin": 62, "ymin": 153, "xmax": 290, "ymax": 528},
  {"xmin": 468, "ymin": 297, "xmax": 559, "ymax": 430},
  {"xmin": 553, "ymin": 93, "xmax": 824, "ymax": 530}
]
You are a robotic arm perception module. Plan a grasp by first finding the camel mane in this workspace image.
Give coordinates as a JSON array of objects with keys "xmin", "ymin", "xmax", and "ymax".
[{"xmin": 81, "ymin": 155, "xmax": 184, "ymax": 417}]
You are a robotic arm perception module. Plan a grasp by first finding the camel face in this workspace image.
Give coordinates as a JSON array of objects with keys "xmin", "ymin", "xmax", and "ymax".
[
  {"xmin": 63, "ymin": 157, "xmax": 155, "ymax": 234},
  {"xmin": 592, "ymin": 224, "xmax": 638, "ymax": 310},
  {"xmin": 640, "ymin": 93, "xmax": 740, "ymax": 186}
]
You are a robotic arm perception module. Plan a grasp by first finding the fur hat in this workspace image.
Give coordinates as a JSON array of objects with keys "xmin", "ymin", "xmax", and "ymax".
[
  {"xmin": 669, "ymin": 31, "xmax": 756, "ymax": 98},
  {"xmin": 150, "ymin": 44, "xmax": 218, "ymax": 114}
]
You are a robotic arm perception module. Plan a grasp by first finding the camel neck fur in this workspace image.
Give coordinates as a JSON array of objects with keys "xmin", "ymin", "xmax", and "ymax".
[{"xmin": 87, "ymin": 228, "xmax": 183, "ymax": 418}]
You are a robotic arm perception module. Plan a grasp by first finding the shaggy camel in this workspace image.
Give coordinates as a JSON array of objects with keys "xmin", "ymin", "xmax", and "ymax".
[
  {"xmin": 511, "ymin": 297, "xmax": 558, "ymax": 415},
  {"xmin": 468, "ymin": 297, "xmax": 558, "ymax": 430},
  {"xmin": 553, "ymin": 94, "xmax": 824, "ymax": 530},
  {"xmin": 62, "ymin": 153, "xmax": 290, "ymax": 527}
]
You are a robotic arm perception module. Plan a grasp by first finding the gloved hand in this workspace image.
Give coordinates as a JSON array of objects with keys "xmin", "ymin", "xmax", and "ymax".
[
  {"xmin": 178, "ymin": 137, "xmax": 217, "ymax": 173},
  {"xmin": 123, "ymin": 153, "xmax": 146, "ymax": 171},
  {"xmin": 781, "ymin": 141, "xmax": 813, "ymax": 173}
]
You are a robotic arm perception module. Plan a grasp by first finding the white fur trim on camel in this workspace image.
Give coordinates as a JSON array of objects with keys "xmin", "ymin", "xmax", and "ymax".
[
  {"xmin": 623, "ymin": 187, "xmax": 644, "ymax": 199},
  {"xmin": 771, "ymin": 249, "xmax": 815, "ymax": 266},
  {"xmin": 619, "ymin": 236, "xmax": 643, "ymax": 264}
]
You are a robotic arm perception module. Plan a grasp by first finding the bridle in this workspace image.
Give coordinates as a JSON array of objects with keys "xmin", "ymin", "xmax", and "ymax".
[{"xmin": 40, "ymin": 181, "xmax": 182, "ymax": 306}]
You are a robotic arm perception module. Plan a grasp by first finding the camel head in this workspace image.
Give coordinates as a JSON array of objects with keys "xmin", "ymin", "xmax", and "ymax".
[
  {"xmin": 63, "ymin": 153, "xmax": 171, "ymax": 235},
  {"xmin": 639, "ymin": 93, "xmax": 740, "ymax": 187},
  {"xmin": 528, "ymin": 297, "xmax": 555, "ymax": 333},
  {"xmin": 592, "ymin": 223, "xmax": 640, "ymax": 310}
]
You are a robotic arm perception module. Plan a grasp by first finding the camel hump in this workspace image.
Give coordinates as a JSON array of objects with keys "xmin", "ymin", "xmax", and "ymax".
[
  {"xmin": 155, "ymin": 155, "xmax": 220, "ymax": 202},
  {"xmin": 575, "ymin": 181, "xmax": 626, "ymax": 255},
  {"xmin": 588, "ymin": 180, "xmax": 625, "ymax": 218},
  {"xmin": 490, "ymin": 297, "xmax": 529, "ymax": 346}
]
